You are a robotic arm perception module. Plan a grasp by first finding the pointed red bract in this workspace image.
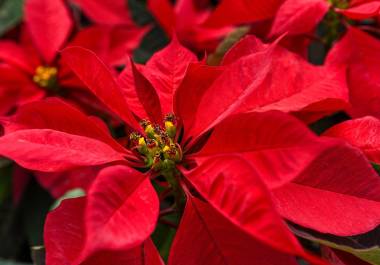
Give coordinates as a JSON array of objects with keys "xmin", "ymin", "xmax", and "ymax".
[
  {"xmin": 326, "ymin": 27, "xmax": 380, "ymax": 119},
  {"xmin": 190, "ymin": 36, "xmax": 348, "ymax": 137},
  {"xmin": 147, "ymin": 0, "xmax": 232, "ymax": 52},
  {"xmin": 25, "ymin": 0, "xmax": 73, "ymax": 63},
  {"xmin": 269, "ymin": 0, "xmax": 330, "ymax": 37},
  {"xmin": 35, "ymin": 167, "xmax": 99, "ymax": 198},
  {"xmin": 0, "ymin": 64, "xmax": 43, "ymax": 115},
  {"xmin": 118, "ymin": 59, "xmax": 149, "ymax": 119},
  {"xmin": 70, "ymin": 0, "xmax": 134, "ymax": 25},
  {"xmin": 174, "ymin": 63, "xmax": 224, "ymax": 140},
  {"xmin": 337, "ymin": 1, "xmax": 380, "ymax": 19},
  {"xmin": 220, "ymin": 35, "xmax": 268, "ymax": 65},
  {"xmin": 2, "ymin": 98, "xmax": 125, "ymax": 152},
  {"xmin": 181, "ymin": 156, "xmax": 318, "ymax": 262},
  {"xmin": 272, "ymin": 139, "xmax": 380, "ymax": 236},
  {"xmin": 119, "ymin": 37, "xmax": 198, "ymax": 119},
  {"xmin": 45, "ymin": 197, "xmax": 163, "ymax": 265},
  {"xmin": 205, "ymin": 0, "xmax": 283, "ymax": 27},
  {"xmin": 168, "ymin": 195, "xmax": 300, "ymax": 265},
  {"xmin": 80, "ymin": 166, "xmax": 159, "ymax": 261},
  {"xmin": 147, "ymin": 0, "xmax": 175, "ymax": 36},
  {"xmin": 130, "ymin": 59, "xmax": 163, "ymax": 124},
  {"xmin": 0, "ymin": 41, "xmax": 38, "ymax": 74},
  {"xmin": 324, "ymin": 116, "xmax": 380, "ymax": 164},
  {"xmin": 0, "ymin": 129, "xmax": 126, "ymax": 171},
  {"xmin": 141, "ymin": 37, "xmax": 197, "ymax": 114},
  {"xmin": 194, "ymin": 111, "xmax": 327, "ymax": 189},
  {"xmin": 61, "ymin": 46, "xmax": 140, "ymax": 130},
  {"xmin": 68, "ymin": 25, "xmax": 148, "ymax": 66}
]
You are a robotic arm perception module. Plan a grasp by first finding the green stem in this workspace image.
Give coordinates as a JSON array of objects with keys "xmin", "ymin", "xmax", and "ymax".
[{"xmin": 162, "ymin": 169, "xmax": 185, "ymax": 213}]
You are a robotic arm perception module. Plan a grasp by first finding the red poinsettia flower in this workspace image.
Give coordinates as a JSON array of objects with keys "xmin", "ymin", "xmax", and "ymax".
[
  {"xmin": 147, "ymin": 0, "xmax": 288, "ymax": 52},
  {"xmin": 268, "ymin": 0, "xmax": 380, "ymax": 51},
  {"xmin": 0, "ymin": 0, "xmax": 146, "ymax": 116},
  {"xmin": 1, "ymin": 35, "xmax": 379, "ymax": 264}
]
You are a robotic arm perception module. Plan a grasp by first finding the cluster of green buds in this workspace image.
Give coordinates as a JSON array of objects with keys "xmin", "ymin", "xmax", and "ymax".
[
  {"xmin": 130, "ymin": 114, "xmax": 182, "ymax": 173},
  {"xmin": 33, "ymin": 66, "xmax": 58, "ymax": 89}
]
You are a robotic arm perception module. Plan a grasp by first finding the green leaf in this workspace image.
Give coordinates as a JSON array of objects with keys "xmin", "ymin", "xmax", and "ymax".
[
  {"xmin": 0, "ymin": 259, "xmax": 32, "ymax": 265},
  {"xmin": 372, "ymin": 162, "xmax": 380, "ymax": 175},
  {"xmin": 152, "ymin": 213, "xmax": 178, "ymax": 262},
  {"xmin": 0, "ymin": 0, "xmax": 24, "ymax": 36},
  {"xmin": 291, "ymin": 224, "xmax": 380, "ymax": 265},
  {"xmin": 50, "ymin": 188, "xmax": 85, "ymax": 210}
]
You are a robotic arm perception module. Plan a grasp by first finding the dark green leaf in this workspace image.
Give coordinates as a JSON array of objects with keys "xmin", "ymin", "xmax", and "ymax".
[
  {"xmin": 133, "ymin": 26, "xmax": 169, "ymax": 64},
  {"xmin": 0, "ymin": 0, "xmax": 24, "ymax": 36},
  {"xmin": 291, "ymin": 223, "xmax": 380, "ymax": 265},
  {"xmin": 128, "ymin": 0, "xmax": 153, "ymax": 26},
  {"xmin": 152, "ymin": 212, "xmax": 178, "ymax": 262}
]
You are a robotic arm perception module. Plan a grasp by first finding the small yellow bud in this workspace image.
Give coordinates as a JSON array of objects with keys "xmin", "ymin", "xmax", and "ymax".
[
  {"xmin": 145, "ymin": 124, "xmax": 156, "ymax": 138},
  {"xmin": 165, "ymin": 121, "xmax": 176, "ymax": 138},
  {"xmin": 33, "ymin": 66, "xmax": 58, "ymax": 88},
  {"xmin": 138, "ymin": 137, "xmax": 146, "ymax": 146},
  {"xmin": 36, "ymin": 66, "xmax": 44, "ymax": 74}
]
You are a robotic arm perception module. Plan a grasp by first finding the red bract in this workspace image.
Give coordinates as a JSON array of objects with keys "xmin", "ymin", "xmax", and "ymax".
[
  {"xmin": 204, "ymin": 0, "xmax": 284, "ymax": 28},
  {"xmin": 69, "ymin": 0, "xmax": 135, "ymax": 25},
  {"xmin": 323, "ymin": 116, "xmax": 380, "ymax": 164},
  {"xmin": 336, "ymin": 0, "xmax": 380, "ymax": 19},
  {"xmin": 1, "ymin": 36, "xmax": 379, "ymax": 264},
  {"xmin": 269, "ymin": 0, "xmax": 380, "ymax": 39},
  {"xmin": 269, "ymin": 0, "xmax": 330, "ymax": 38},
  {"xmin": 326, "ymin": 27, "xmax": 380, "ymax": 119},
  {"xmin": 25, "ymin": 0, "xmax": 73, "ymax": 64},
  {"xmin": 44, "ymin": 196, "xmax": 164, "ymax": 265},
  {"xmin": 147, "ymin": 0, "xmax": 233, "ymax": 52},
  {"xmin": 188, "ymin": 35, "xmax": 349, "ymax": 128},
  {"xmin": 0, "ymin": 0, "xmax": 146, "ymax": 116},
  {"xmin": 44, "ymin": 159, "xmax": 323, "ymax": 265}
]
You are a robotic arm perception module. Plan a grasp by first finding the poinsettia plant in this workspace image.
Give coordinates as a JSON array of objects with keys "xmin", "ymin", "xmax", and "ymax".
[{"xmin": 1, "ymin": 0, "xmax": 380, "ymax": 265}]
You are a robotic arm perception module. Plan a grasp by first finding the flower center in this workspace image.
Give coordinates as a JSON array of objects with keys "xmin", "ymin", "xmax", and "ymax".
[
  {"xmin": 130, "ymin": 114, "xmax": 182, "ymax": 173},
  {"xmin": 33, "ymin": 66, "xmax": 58, "ymax": 89}
]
